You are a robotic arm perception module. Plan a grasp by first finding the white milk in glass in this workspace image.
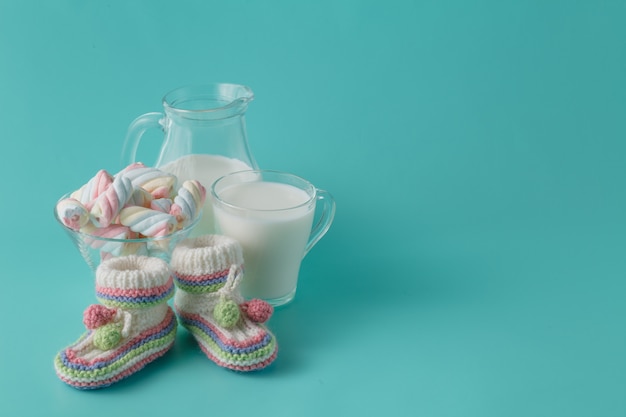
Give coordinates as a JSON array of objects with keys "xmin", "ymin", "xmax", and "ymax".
[
  {"xmin": 159, "ymin": 154, "xmax": 252, "ymax": 235},
  {"xmin": 213, "ymin": 182, "xmax": 315, "ymax": 301}
]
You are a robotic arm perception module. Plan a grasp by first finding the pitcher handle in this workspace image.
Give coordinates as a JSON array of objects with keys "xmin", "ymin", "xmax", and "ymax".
[
  {"xmin": 120, "ymin": 112, "xmax": 165, "ymax": 167},
  {"xmin": 304, "ymin": 189, "xmax": 336, "ymax": 257}
]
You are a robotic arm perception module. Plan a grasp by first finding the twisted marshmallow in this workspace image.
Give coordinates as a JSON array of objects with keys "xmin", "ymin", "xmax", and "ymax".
[
  {"xmin": 121, "ymin": 166, "xmax": 177, "ymax": 199},
  {"xmin": 70, "ymin": 169, "xmax": 113, "ymax": 210},
  {"xmin": 170, "ymin": 180, "xmax": 206, "ymax": 228},
  {"xmin": 119, "ymin": 206, "xmax": 177, "ymax": 237},
  {"xmin": 90, "ymin": 175, "xmax": 133, "ymax": 228}
]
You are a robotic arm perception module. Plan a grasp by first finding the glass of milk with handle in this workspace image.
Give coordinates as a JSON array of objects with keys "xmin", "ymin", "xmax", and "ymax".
[
  {"xmin": 211, "ymin": 170, "xmax": 336, "ymax": 306},
  {"xmin": 121, "ymin": 83, "xmax": 258, "ymax": 236}
]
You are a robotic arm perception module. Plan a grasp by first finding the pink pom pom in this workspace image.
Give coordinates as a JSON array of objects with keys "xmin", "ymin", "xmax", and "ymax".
[
  {"xmin": 83, "ymin": 304, "xmax": 117, "ymax": 329},
  {"xmin": 240, "ymin": 299, "xmax": 273, "ymax": 323}
]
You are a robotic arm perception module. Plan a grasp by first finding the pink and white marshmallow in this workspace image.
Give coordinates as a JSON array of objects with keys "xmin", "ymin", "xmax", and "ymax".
[
  {"xmin": 70, "ymin": 169, "xmax": 113, "ymax": 210},
  {"xmin": 56, "ymin": 198, "xmax": 90, "ymax": 230}
]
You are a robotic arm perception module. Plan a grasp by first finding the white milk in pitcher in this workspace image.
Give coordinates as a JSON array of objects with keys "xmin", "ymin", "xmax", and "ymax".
[
  {"xmin": 159, "ymin": 154, "xmax": 252, "ymax": 235},
  {"xmin": 213, "ymin": 182, "xmax": 315, "ymax": 301}
]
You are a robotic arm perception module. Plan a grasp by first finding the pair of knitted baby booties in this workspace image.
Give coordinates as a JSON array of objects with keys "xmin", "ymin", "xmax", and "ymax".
[{"xmin": 54, "ymin": 235, "xmax": 278, "ymax": 389}]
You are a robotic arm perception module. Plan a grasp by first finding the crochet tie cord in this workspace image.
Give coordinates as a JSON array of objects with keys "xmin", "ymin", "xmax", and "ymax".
[
  {"xmin": 171, "ymin": 235, "xmax": 278, "ymax": 371},
  {"xmin": 54, "ymin": 255, "xmax": 177, "ymax": 389}
]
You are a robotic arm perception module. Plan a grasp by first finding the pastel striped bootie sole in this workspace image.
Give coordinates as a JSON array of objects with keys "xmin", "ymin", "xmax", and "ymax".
[
  {"xmin": 176, "ymin": 306, "xmax": 277, "ymax": 371},
  {"xmin": 171, "ymin": 235, "xmax": 278, "ymax": 371},
  {"xmin": 54, "ymin": 255, "xmax": 177, "ymax": 389},
  {"xmin": 54, "ymin": 307, "xmax": 177, "ymax": 389}
]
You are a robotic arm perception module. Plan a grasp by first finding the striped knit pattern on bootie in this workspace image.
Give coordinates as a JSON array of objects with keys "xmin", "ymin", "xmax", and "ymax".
[
  {"xmin": 172, "ymin": 235, "xmax": 278, "ymax": 371},
  {"xmin": 54, "ymin": 255, "xmax": 177, "ymax": 389}
]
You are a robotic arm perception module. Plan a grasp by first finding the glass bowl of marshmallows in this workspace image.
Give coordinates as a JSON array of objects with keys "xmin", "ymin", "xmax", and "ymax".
[{"xmin": 54, "ymin": 163, "xmax": 205, "ymax": 271}]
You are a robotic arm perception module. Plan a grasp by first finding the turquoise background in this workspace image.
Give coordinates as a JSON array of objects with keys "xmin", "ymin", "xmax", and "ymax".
[{"xmin": 1, "ymin": 1, "xmax": 625, "ymax": 416}]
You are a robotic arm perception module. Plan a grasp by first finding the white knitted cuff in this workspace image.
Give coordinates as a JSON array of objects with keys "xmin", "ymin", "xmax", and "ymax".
[
  {"xmin": 170, "ymin": 235, "xmax": 243, "ymax": 276},
  {"xmin": 96, "ymin": 255, "xmax": 171, "ymax": 289}
]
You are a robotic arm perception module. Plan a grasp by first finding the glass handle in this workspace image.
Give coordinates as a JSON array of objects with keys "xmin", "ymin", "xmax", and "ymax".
[
  {"xmin": 120, "ymin": 112, "xmax": 164, "ymax": 168},
  {"xmin": 304, "ymin": 189, "xmax": 336, "ymax": 257}
]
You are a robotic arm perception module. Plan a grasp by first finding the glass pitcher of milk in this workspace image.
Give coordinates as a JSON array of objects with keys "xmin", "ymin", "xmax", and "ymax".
[{"xmin": 121, "ymin": 83, "xmax": 258, "ymax": 236}]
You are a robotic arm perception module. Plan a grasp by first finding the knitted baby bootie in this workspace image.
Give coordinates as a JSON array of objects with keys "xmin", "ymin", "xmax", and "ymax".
[
  {"xmin": 171, "ymin": 235, "xmax": 278, "ymax": 371},
  {"xmin": 54, "ymin": 255, "xmax": 177, "ymax": 389}
]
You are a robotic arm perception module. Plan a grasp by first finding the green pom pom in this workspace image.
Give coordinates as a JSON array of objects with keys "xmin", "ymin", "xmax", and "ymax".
[
  {"xmin": 213, "ymin": 299, "xmax": 240, "ymax": 329},
  {"xmin": 93, "ymin": 323, "xmax": 122, "ymax": 350}
]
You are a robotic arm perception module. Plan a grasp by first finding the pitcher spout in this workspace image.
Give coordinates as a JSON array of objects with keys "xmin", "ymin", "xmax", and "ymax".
[{"xmin": 163, "ymin": 83, "xmax": 254, "ymax": 120}]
